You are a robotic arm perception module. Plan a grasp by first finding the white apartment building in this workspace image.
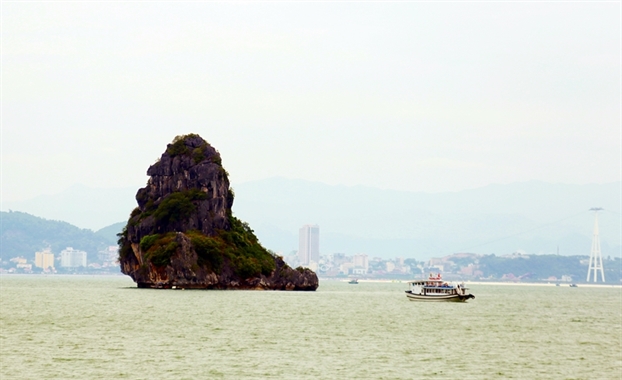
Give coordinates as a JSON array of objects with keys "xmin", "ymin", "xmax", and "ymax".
[
  {"xmin": 60, "ymin": 247, "xmax": 87, "ymax": 268},
  {"xmin": 98, "ymin": 246, "xmax": 118, "ymax": 263},
  {"xmin": 298, "ymin": 224, "xmax": 319, "ymax": 265},
  {"xmin": 339, "ymin": 262, "xmax": 353, "ymax": 275},
  {"xmin": 353, "ymin": 254, "xmax": 369, "ymax": 272},
  {"xmin": 385, "ymin": 261, "xmax": 395, "ymax": 272}
]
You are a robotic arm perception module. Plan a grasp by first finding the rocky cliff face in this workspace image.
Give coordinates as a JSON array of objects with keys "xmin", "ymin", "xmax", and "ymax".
[{"xmin": 118, "ymin": 134, "xmax": 318, "ymax": 290}]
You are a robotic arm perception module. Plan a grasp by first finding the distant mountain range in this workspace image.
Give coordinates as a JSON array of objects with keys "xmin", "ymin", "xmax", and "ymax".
[
  {"xmin": 0, "ymin": 211, "xmax": 117, "ymax": 261},
  {"xmin": 233, "ymin": 179, "xmax": 620, "ymax": 259},
  {"xmin": 2, "ymin": 183, "xmax": 137, "ymax": 231},
  {"xmin": 2, "ymin": 179, "xmax": 620, "ymax": 260}
]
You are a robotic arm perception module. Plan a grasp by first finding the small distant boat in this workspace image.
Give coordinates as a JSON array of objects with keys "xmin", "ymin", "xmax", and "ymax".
[
  {"xmin": 569, "ymin": 284, "xmax": 578, "ymax": 287},
  {"xmin": 405, "ymin": 273, "xmax": 474, "ymax": 302},
  {"xmin": 348, "ymin": 279, "xmax": 359, "ymax": 284}
]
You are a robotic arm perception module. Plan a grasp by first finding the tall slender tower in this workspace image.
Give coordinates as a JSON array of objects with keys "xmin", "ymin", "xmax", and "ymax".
[
  {"xmin": 586, "ymin": 208, "xmax": 605, "ymax": 282},
  {"xmin": 298, "ymin": 224, "xmax": 320, "ymax": 265}
]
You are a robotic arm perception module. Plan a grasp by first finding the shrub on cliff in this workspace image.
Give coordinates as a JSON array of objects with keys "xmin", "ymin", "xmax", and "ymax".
[
  {"xmin": 152, "ymin": 189, "xmax": 206, "ymax": 225},
  {"xmin": 188, "ymin": 231, "xmax": 224, "ymax": 272},
  {"xmin": 140, "ymin": 233, "xmax": 179, "ymax": 267},
  {"xmin": 188, "ymin": 215, "xmax": 276, "ymax": 278}
]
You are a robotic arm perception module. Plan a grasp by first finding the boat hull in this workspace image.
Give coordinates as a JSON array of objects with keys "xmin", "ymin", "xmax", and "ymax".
[{"xmin": 405, "ymin": 291, "xmax": 475, "ymax": 302}]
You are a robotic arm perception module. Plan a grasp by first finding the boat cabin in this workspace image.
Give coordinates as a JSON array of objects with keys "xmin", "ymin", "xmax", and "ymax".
[{"xmin": 407, "ymin": 274, "xmax": 469, "ymax": 297}]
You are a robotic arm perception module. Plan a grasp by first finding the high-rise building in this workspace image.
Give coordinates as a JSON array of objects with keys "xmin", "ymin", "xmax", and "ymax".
[
  {"xmin": 35, "ymin": 248, "xmax": 55, "ymax": 269},
  {"xmin": 60, "ymin": 247, "xmax": 87, "ymax": 268},
  {"xmin": 353, "ymin": 254, "xmax": 369, "ymax": 272},
  {"xmin": 298, "ymin": 224, "xmax": 319, "ymax": 265}
]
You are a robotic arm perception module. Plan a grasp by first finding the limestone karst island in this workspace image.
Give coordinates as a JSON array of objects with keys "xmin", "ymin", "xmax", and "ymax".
[{"xmin": 118, "ymin": 134, "xmax": 318, "ymax": 290}]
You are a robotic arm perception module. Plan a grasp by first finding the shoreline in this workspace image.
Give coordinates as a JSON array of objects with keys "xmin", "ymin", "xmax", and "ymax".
[
  {"xmin": 3, "ymin": 273, "xmax": 620, "ymax": 289},
  {"xmin": 464, "ymin": 281, "xmax": 621, "ymax": 288},
  {"xmin": 323, "ymin": 277, "xmax": 621, "ymax": 288}
]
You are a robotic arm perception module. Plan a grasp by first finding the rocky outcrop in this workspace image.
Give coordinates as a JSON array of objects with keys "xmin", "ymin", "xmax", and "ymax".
[{"xmin": 118, "ymin": 134, "xmax": 318, "ymax": 290}]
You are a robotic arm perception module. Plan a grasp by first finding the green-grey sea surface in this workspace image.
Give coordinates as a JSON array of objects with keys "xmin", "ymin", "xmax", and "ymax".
[{"xmin": 1, "ymin": 275, "xmax": 620, "ymax": 379}]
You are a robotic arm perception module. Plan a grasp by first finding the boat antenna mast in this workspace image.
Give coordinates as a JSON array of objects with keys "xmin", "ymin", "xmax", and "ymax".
[{"xmin": 586, "ymin": 207, "xmax": 605, "ymax": 282}]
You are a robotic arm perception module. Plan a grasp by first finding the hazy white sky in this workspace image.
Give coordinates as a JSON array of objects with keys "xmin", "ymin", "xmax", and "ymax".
[{"xmin": 2, "ymin": 2, "xmax": 620, "ymax": 202}]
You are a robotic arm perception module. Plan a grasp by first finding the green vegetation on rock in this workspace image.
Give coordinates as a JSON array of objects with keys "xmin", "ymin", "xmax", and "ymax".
[
  {"xmin": 152, "ymin": 189, "xmax": 207, "ymax": 225},
  {"xmin": 188, "ymin": 231, "xmax": 224, "ymax": 272},
  {"xmin": 166, "ymin": 134, "xmax": 192, "ymax": 156},
  {"xmin": 167, "ymin": 134, "xmax": 207, "ymax": 159},
  {"xmin": 117, "ymin": 226, "xmax": 132, "ymax": 262},
  {"xmin": 141, "ymin": 233, "xmax": 179, "ymax": 267},
  {"xmin": 224, "ymin": 216, "xmax": 276, "ymax": 277},
  {"xmin": 122, "ymin": 215, "xmax": 276, "ymax": 277}
]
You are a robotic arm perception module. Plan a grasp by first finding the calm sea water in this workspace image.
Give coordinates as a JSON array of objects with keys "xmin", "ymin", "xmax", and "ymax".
[{"xmin": 1, "ymin": 275, "xmax": 620, "ymax": 379}]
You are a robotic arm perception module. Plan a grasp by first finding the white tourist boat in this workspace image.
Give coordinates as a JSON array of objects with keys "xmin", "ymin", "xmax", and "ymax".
[{"xmin": 405, "ymin": 273, "xmax": 475, "ymax": 302}]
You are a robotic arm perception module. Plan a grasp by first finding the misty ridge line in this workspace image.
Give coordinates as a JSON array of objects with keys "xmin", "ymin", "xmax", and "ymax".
[
  {"xmin": 444, "ymin": 210, "xmax": 599, "ymax": 254},
  {"xmin": 4, "ymin": 177, "xmax": 621, "ymax": 202},
  {"xmin": 1, "ymin": 178, "xmax": 619, "ymax": 259},
  {"xmin": 3, "ymin": 179, "xmax": 620, "ymax": 223},
  {"xmin": 233, "ymin": 178, "xmax": 620, "ymax": 258}
]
